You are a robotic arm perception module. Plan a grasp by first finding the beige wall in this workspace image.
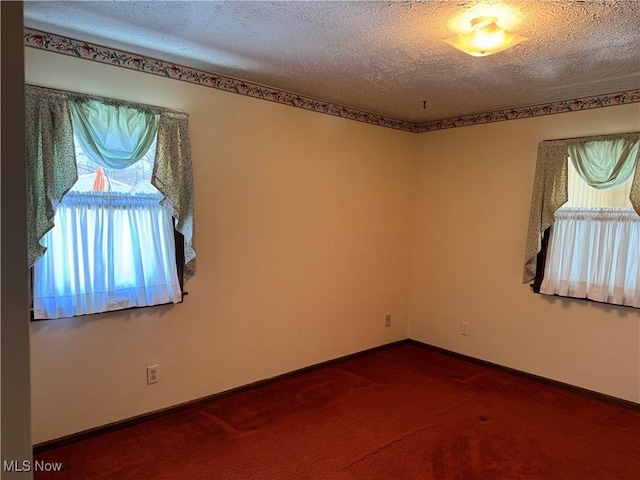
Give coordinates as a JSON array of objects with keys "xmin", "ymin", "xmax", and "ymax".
[
  {"xmin": 25, "ymin": 45, "xmax": 640, "ymax": 445},
  {"xmin": 409, "ymin": 104, "xmax": 640, "ymax": 403},
  {"xmin": 26, "ymin": 48, "xmax": 414, "ymax": 444}
]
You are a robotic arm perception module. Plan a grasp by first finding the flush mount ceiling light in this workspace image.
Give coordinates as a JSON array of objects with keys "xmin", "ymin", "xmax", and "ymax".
[{"xmin": 444, "ymin": 16, "xmax": 527, "ymax": 57}]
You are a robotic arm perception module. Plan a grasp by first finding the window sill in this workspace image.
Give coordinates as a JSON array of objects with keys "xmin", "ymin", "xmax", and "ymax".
[
  {"xmin": 30, "ymin": 292, "xmax": 188, "ymax": 322},
  {"xmin": 531, "ymin": 287, "xmax": 639, "ymax": 310}
]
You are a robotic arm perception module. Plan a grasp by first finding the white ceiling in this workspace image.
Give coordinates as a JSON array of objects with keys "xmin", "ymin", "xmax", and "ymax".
[{"xmin": 23, "ymin": 0, "xmax": 640, "ymax": 123}]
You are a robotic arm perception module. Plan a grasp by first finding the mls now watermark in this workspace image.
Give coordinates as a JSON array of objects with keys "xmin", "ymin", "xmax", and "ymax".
[{"xmin": 3, "ymin": 460, "xmax": 63, "ymax": 473}]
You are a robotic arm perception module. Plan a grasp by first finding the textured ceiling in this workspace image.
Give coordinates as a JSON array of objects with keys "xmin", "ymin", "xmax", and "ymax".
[{"xmin": 23, "ymin": 0, "xmax": 640, "ymax": 123}]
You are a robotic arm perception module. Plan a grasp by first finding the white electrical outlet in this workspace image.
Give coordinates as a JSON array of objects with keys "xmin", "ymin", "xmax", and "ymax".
[
  {"xmin": 461, "ymin": 322, "xmax": 470, "ymax": 336},
  {"xmin": 385, "ymin": 314, "xmax": 392, "ymax": 327},
  {"xmin": 147, "ymin": 365, "xmax": 159, "ymax": 384}
]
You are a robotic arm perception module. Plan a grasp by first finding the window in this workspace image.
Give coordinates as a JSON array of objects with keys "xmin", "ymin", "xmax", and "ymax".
[
  {"xmin": 524, "ymin": 134, "xmax": 640, "ymax": 308},
  {"xmin": 32, "ymin": 136, "xmax": 182, "ymax": 319},
  {"xmin": 26, "ymin": 86, "xmax": 196, "ymax": 320}
]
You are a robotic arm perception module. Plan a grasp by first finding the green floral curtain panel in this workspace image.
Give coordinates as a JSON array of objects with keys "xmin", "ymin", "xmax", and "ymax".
[
  {"xmin": 153, "ymin": 111, "xmax": 196, "ymax": 279},
  {"xmin": 25, "ymin": 85, "xmax": 196, "ymax": 280},
  {"xmin": 523, "ymin": 141, "xmax": 568, "ymax": 283},
  {"xmin": 25, "ymin": 86, "xmax": 78, "ymax": 266},
  {"xmin": 523, "ymin": 133, "xmax": 640, "ymax": 284}
]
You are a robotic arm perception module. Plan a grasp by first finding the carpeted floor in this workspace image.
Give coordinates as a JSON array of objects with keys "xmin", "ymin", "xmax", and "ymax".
[{"xmin": 34, "ymin": 343, "xmax": 640, "ymax": 479}]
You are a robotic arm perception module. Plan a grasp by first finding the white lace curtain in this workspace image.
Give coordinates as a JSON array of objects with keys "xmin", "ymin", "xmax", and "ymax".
[
  {"xmin": 540, "ymin": 208, "xmax": 640, "ymax": 308},
  {"xmin": 33, "ymin": 192, "xmax": 181, "ymax": 319},
  {"xmin": 523, "ymin": 133, "xmax": 640, "ymax": 284},
  {"xmin": 26, "ymin": 85, "xmax": 196, "ymax": 280}
]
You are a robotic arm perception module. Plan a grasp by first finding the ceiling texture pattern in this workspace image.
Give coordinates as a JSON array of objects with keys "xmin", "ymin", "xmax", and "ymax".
[{"xmin": 24, "ymin": 0, "xmax": 640, "ymax": 126}]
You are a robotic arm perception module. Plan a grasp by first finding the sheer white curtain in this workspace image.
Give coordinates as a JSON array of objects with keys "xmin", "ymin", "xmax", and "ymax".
[
  {"xmin": 33, "ymin": 192, "xmax": 181, "ymax": 319},
  {"xmin": 541, "ymin": 208, "xmax": 640, "ymax": 308}
]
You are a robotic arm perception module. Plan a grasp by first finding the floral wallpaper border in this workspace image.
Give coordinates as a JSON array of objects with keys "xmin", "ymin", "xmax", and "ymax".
[
  {"xmin": 413, "ymin": 90, "xmax": 640, "ymax": 133},
  {"xmin": 25, "ymin": 28, "xmax": 640, "ymax": 133}
]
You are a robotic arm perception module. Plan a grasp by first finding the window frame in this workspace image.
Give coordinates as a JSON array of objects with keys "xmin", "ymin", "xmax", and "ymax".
[
  {"xmin": 31, "ymin": 131, "xmax": 184, "ymax": 321},
  {"xmin": 26, "ymin": 85, "xmax": 196, "ymax": 321},
  {"xmin": 531, "ymin": 227, "xmax": 550, "ymax": 295},
  {"xmin": 528, "ymin": 135, "xmax": 640, "ymax": 308}
]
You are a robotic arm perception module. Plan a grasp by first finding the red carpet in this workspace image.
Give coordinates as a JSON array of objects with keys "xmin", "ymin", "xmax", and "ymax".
[{"xmin": 34, "ymin": 343, "xmax": 640, "ymax": 479}]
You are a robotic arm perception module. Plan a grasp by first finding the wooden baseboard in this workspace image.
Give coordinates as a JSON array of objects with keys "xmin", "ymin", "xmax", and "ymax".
[
  {"xmin": 407, "ymin": 339, "xmax": 640, "ymax": 412},
  {"xmin": 34, "ymin": 337, "xmax": 639, "ymax": 454},
  {"xmin": 33, "ymin": 340, "xmax": 409, "ymax": 454}
]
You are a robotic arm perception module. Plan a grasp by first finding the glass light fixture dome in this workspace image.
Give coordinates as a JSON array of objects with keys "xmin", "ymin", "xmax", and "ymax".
[{"xmin": 444, "ymin": 16, "xmax": 527, "ymax": 57}]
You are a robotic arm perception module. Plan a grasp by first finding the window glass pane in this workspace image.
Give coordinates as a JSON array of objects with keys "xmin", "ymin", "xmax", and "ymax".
[{"xmin": 71, "ymin": 134, "xmax": 158, "ymax": 194}]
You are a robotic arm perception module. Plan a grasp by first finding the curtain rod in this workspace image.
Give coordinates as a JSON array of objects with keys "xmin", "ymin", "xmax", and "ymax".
[
  {"xmin": 544, "ymin": 131, "xmax": 639, "ymax": 143},
  {"xmin": 26, "ymin": 83, "xmax": 186, "ymax": 115}
]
